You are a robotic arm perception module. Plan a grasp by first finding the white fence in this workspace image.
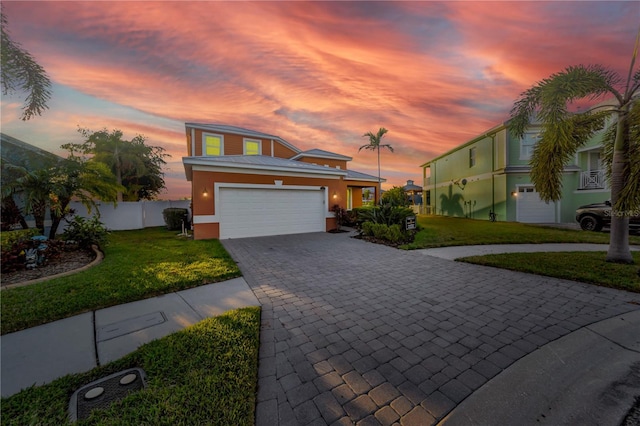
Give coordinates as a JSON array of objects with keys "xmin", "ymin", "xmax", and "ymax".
[{"xmin": 65, "ymin": 200, "xmax": 191, "ymax": 232}]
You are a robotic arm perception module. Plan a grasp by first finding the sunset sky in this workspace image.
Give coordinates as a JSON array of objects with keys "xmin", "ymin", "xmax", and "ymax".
[{"xmin": 2, "ymin": 1, "xmax": 639, "ymax": 199}]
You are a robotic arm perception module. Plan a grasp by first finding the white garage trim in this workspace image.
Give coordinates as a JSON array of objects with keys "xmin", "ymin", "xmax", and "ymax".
[
  {"xmin": 215, "ymin": 183, "xmax": 328, "ymax": 239},
  {"xmin": 515, "ymin": 185, "xmax": 558, "ymax": 223}
]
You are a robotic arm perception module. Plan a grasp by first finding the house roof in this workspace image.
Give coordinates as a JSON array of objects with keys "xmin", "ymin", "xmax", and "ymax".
[
  {"xmin": 344, "ymin": 169, "xmax": 384, "ymax": 182},
  {"xmin": 185, "ymin": 123, "xmax": 301, "ymax": 154},
  {"xmin": 403, "ymin": 181, "xmax": 422, "ymax": 191},
  {"xmin": 291, "ymin": 149, "xmax": 352, "ymax": 162},
  {"xmin": 182, "ymin": 155, "xmax": 347, "ymax": 180},
  {"xmin": 1, "ymin": 133, "xmax": 65, "ymax": 185}
]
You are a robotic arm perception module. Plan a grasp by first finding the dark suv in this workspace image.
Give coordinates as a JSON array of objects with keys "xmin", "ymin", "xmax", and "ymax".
[{"xmin": 575, "ymin": 200, "xmax": 640, "ymax": 232}]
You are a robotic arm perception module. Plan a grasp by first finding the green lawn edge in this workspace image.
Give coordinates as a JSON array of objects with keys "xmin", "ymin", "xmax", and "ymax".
[
  {"xmin": 1, "ymin": 228, "xmax": 242, "ymax": 335},
  {"xmin": 1, "ymin": 306, "xmax": 261, "ymax": 426},
  {"xmin": 459, "ymin": 251, "xmax": 640, "ymax": 293}
]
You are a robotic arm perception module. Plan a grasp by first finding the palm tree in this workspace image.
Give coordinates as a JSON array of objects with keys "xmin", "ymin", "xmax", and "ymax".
[
  {"xmin": 359, "ymin": 127, "xmax": 394, "ymax": 203},
  {"xmin": 2, "ymin": 157, "xmax": 122, "ymax": 238},
  {"xmin": 510, "ymin": 31, "xmax": 639, "ymax": 263},
  {"xmin": 1, "ymin": 10, "xmax": 51, "ymax": 120},
  {"xmin": 47, "ymin": 157, "xmax": 121, "ymax": 238}
]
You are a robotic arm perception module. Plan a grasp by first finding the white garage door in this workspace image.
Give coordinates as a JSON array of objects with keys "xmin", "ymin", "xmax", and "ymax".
[
  {"xmin": 516, "ymin": 186, "xmax": 556, "ymax": 223},
  {"xmin": 219, "ymin": 187, "xmax": 325, "ymax": 239}
]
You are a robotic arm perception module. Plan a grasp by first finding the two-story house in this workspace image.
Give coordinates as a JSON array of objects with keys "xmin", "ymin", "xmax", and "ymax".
[
  {"xmin": 420, "ymin": 120, "xmax": 610, "ymax": 225},
  {"xmin": 182, "ymin": 124, "xmax": 382, "ymax": 239}
]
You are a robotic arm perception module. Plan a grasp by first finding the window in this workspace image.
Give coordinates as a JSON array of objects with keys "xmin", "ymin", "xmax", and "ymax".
[
  {"xmin": 244, "ymin": 139, "xmax": 261, "ymax": 155},
  {"xmin": 203, "ymin": 133, "xmax": 223, "ymax": 156},
  {"xmin": 520, "ymin": 132, "xmax": 541, "ymax": 160},
  {"xmin": 346, "ymin": 188, "xmax": 353, "ymax": 210},
  {"xmin": 469, "ymin": 147, "xmax": 476, "ymax": 168}
]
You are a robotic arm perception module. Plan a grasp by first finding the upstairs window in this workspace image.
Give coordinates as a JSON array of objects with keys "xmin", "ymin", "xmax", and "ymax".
[
  {"xmin": 244, "ymin": 139, "xmax": 261, "ymax": 155},
  {"xmin": 520, "ymin": 132, "xmax": 541, "ymax": 160},
  {"xmin": 203, "ymin": 133, "xmax": 223, "ymax": 156},
  {"xmin": 469, "ymin": 147, "xmax": 476, "ymax": 168}
]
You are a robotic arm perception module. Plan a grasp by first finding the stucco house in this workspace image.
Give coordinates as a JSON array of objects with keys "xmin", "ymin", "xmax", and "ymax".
[
  {"xmin": 182, "ymin": 124, "xmax": 382, "ymax": 239},
  {"xmin": 420, "ymin": 119, "xmax": 610, "ymax": 224}
]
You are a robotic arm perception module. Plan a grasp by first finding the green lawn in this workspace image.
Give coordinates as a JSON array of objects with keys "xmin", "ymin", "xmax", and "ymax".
[
  {"xmin": 1, "ymin": 307, "xmax": 260, "ymax": 426},
  {"xmin": 460, "ymin": 252, "xmax": 640, "ymax": 293},
  {"xmin": 403, "ymin": 216, "xmax": 640, "ymax": 292},
  {"xmin": 1, "ymin": 227, "xmax": 241, "ymax": 335}
]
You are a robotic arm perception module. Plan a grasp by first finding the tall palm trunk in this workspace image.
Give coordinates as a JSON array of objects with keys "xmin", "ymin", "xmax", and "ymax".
[
  {"xmin": 606, "ymin": 107, "xmax": 633, "ymax": 263},
  {"xmin": 377, "ymin": 147, "xmax": 381, "ymax": 204}
]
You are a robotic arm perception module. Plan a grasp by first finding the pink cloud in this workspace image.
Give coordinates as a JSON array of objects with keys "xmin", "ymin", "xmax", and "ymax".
[{"xmin": 2, "ymin": 1, "xmax": 638, "ymax": 197}]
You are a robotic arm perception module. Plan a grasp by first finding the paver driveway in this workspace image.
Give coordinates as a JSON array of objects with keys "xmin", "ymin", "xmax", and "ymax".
[{"xmin": 222, "ymin": 231, "xmax": 639, "ymax": 426}]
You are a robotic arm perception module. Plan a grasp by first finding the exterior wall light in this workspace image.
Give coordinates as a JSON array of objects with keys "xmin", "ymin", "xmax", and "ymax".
[
  {"xmin": 332, "ymin": 192, "xmax": 338, "ymax": 199},
  {"xmin": 202, "ymin": 188, "xmax": 208, "ymax": 197},
  {"xmin": 511, "ymin": 191, "xmax": 517, "ymax": 197}
]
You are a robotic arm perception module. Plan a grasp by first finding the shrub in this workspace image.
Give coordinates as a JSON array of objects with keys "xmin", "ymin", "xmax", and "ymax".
[
  {"xmin": 163, "ymin": 208, "xmax": 190, "ymax": 231},
  {"xmin": 1, "ymin": 237, "xmax": 66, "ymax": 273},
  {"xmin": 62, "ymin": 215, "xmax": 109, "ymax": 249},
  {"xmin": 371, "ymin": 223, "xmax": 389, "ymax": 240},
  {"xmin": 361, "ymin": 221, "xmax": 374, "ymax": 236},
  {"xmin": 331, "ymin": 204, "xmax": 347, "ymax": 230},
  {"xmin": 358, "ymin": 204, "xmax": 414, "ymax": 227},
  {"xmin": 386, "ymin": 224, "xmax": 403, "ymax": 243},
  {"xmin": 381, "ymin": 186, "xmax": 410, "ymax": 207},
  {"xmin": 0, "ymin": 229, "xmax": 40, "ymax": 252}
]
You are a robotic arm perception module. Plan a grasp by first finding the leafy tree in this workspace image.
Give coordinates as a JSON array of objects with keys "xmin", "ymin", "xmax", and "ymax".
[
  {"xmin": 359, "ymin": 128, "xmax": 393, "ymax": 203},
  {"xmin": 2, "ymin": 157, "xmax": 122, "ymax": 238},
  {"xmin": 47, "ymin": 157, "xmax": 121, "ymax": 239},
  {"xmin": 0, "ymin": 10, "xmax": 51, "ymax": 120},
  {"xmin": 510, "ymin": 31, "xmax": 640, "ymax": 264},
  {"xmin": 63, "ymin": 128, "xmax": 170, "ymax": 202},
  {"xmin": 381, "ymin": 186, "xmax": 410, "ymax": 207}
]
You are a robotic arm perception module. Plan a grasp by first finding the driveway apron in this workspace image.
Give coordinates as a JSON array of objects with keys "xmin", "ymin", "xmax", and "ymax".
[{"xmin": 222, "ymin": 232, "xmax": 639, "ymax": 426}]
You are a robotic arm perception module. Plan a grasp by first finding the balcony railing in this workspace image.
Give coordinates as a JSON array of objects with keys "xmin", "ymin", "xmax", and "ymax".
[{"xmin": 580, "ymin": 170, "xmax": 606, "ymax": 189}]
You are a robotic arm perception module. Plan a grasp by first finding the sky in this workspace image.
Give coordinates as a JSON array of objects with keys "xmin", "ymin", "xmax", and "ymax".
[{"xmin": 2, "ymin": 1, "xmax": 639, "ymax": 199}]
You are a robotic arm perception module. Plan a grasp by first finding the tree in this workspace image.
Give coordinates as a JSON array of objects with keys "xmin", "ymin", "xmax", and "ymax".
[
  {"xmin": 1, "ymin": 9, "xmax": 52, "ymax": 120},
  {"xmin": 2, "ymin": 157, "xmax": 122, "ymax": 238},
  {"xmin": 510, "ymin": 31, "xmax": 640, "ymax": 263},
  {"xmin": 46, "ymin": 157, "xmax": 121, "ymax": 239},
  {"xmin": 381, "ymin": 186, "xmax": 410, "ymax": 207},
  {"xmin": 359, "ymin": 128, "xmax": 393, "ymax": 204},
  {"xmin": 63, "ymin": 128, "xmax": 170, "ymax": 202}
]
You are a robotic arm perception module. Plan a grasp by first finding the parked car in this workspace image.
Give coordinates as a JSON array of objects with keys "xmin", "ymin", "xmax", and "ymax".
[{"xmin": 575, "ymin": 200, "xmax": 640, "ymax": 232}]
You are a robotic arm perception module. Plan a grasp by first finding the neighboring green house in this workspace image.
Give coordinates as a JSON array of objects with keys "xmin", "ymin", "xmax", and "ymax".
[{"xmin": 420, "ymin": 119, "xmax": 610, "ymax": 224}]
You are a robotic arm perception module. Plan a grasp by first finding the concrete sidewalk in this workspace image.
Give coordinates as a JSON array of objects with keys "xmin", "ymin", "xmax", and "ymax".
[
  {"xmin": 420, "ymin": 243, "xmax": 639, "ymax": 260},
  {"xmin": 439, "ymin": 309, "xmax": 640, "ymax": 426},
  {"xmin": 0, "ymin": 277, "xmax": 259, "ymax": 398}
]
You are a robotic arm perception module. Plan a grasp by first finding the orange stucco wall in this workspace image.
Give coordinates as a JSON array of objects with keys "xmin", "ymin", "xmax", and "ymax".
[
  {"xmin": 190, "ymin": 128, "xmax": 304, "ymax": 158},
  {"xmin": 191, "ymin": 170, "xmax": 348, "ymax": 239}
]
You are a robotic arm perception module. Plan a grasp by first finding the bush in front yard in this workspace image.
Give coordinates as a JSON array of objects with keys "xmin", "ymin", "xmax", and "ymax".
[
  {"xmin": 163, "ymin": 208, "xmax": 189, "ymax": 231},
  {"xmin": 62, "ymin": 215, "xmax": 109, "ymax": 249}
]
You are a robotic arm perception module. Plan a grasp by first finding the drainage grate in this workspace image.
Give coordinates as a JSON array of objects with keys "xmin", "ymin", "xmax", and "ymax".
[{"xmin": 68, "ymin": 368, "xmax": 147, "ymax": 422}]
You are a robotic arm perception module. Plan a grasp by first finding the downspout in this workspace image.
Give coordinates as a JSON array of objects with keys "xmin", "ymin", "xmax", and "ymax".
[{"xmin": 490, "ymin": 133, "xmax": 495, "ymax": 219}]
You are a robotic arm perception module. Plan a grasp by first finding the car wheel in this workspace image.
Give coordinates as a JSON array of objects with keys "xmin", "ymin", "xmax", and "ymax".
[{"xmin": 579, "ymin": 215, "xmax": 603, "ymax": 232}]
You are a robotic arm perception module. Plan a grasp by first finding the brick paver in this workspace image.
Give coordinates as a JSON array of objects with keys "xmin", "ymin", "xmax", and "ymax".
[{"xmin": 222, "ymin": 232, "xmax": 639, "ymax": 425}]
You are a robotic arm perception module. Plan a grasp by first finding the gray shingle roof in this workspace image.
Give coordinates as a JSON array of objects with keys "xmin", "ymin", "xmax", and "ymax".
[
  {"xmin": 183, "ymin": 155, "xmax": 347, "ymax": 178},
  {"xmin": 293, "ymin": 149, "xmax": 352, "ymax": 161},
  {"xmin": 345, "ymin": 169, "xmax": 384, "ymax": 182}
]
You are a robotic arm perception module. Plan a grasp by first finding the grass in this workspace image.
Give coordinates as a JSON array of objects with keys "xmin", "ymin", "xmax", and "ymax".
[
  {"xmin": 401, "ymin": 216, "xmax": 640, "ymax": 293},
  {"xmin": 460, "ymin": 252, "xmax": 640, "ymax": 293},
  {"xmin": 402, "ymin": 216, "xmax": 640, "ymax": 249},
  {"xmin": 1, "ymin": 307, "xmax": 261, "ymax": 426},
  {"xmin": 1, "ymin": 227, "xmax": 241, "ymax": 335}
]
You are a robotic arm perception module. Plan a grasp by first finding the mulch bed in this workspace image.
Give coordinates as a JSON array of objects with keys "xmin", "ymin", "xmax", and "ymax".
[{"xmin": 1, "ymin": 249, "xmax": 96, "ymax": 287}]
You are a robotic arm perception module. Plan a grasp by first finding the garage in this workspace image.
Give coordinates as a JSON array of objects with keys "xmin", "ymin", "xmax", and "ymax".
[
  {"xmin": 516, "ymin": 186, "xmax": 556, "ymax": 223},
  {"xmin": 218, "ymin": 187, "xmax": 325, "ymax": 239}
]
